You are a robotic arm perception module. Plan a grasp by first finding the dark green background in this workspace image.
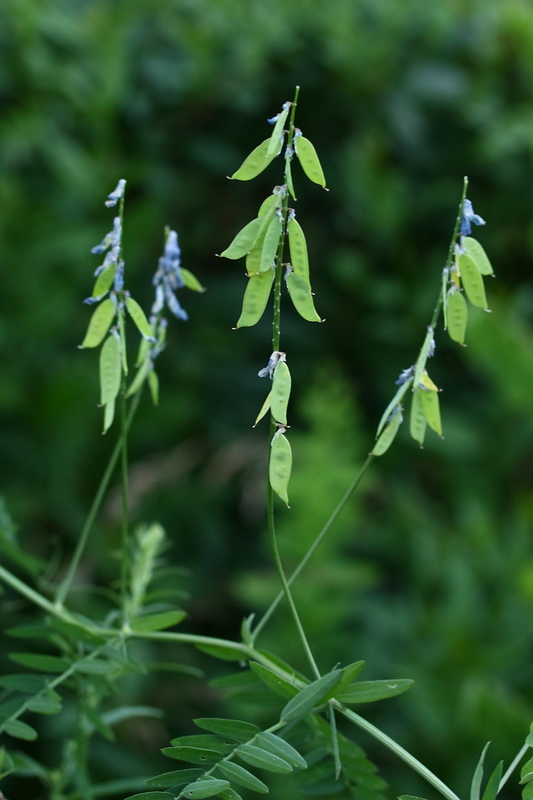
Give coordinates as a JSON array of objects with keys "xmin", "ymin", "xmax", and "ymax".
[{"xmin": 2, "ymin": 0, "xmax": 533, "ymax": 797}]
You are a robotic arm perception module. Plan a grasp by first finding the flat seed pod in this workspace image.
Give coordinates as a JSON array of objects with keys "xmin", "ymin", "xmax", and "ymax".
[
  {"xmin": 79, "ymin": 298, "xmax": 116, "ymax": 348},
  {"xmin": 219, "ymin": 218, "xmax": 263, "ymax": 260},
  {"xmin": 260, "ymin": 215, "xmax": 282, "ymax": 272},
  {"xmin": 230, "ymin": 139, "xmax": 279, "ymax": 181},
  {"xmin": 148, "ymin": 369, "xmax": 159, "ymax": 405},
  {"xmin": 125, "ymin": 358, "xmax": 151, "ymax": 398},
  {"xmin": 372, "ymin": 407, "xmax": 403, "ymax": 456},
  {"xmin": 245, "ymin": 229, "xmax": 267, "ymax": 276},
  {"xmin": 92, "ymin": 264, "xmax": 116, "ymax": 299},
  {"xmin": 267, "ymin": 104, "xmax": 290, "ymax": 157},
  {"xmin": 99, "ymin": 334, "xmax": 122, "ymax": 406},
  {"xmin": 285, "ymin": 154, "xmax": 296, "ymax": 199},
  {"xmin": 126, "ymin": 297, "xmax": 154, "ymax": 340},
  {"xmin": 287, "ymin": 216, "xmax": 310, "ymax": 283},
  {"xmin": 253, "ymin": 390, "xmax": 272, "ymax": 427},
  {"xmin": 181, "ymin": 268, "xmax": 205, "ymax": 292},
  {"xmin": 271, "ymin": 361, "xmax": 291, "ymax": 425},
  {"xmin": 103, "ymin": 399, "xmax": 115, "ymax": 433},
  {"xmin": 117, "ymin": 309, "xmax": 128, "ymax": 375},
  {"xmin": 270, "ymin": 432, "xmax": 292, "ymax": 506},
  {"xmin": 258, "ymin": 193, "xmax": 279, "ymax": 217},
  {"xmin": 235, "ymin": 269, "xmax": 274, "ymax": 328},
  {"xmin": 294, "ymin": 132, "xmax": 327, "ymax": 189},
  {"xmin": 376, "ymin": 378, "xmax": 413, "ymax": 437},
  {"xmin": 419, "ymin": 371, "xmax": 439, "ymax": 392},
  {"xmin": 464, "ymin": 236, "xmax": 493, "ymax": 276},
  {"xmin": 420, "ymin": 388, "xmax": 442, "ymax": 437},
  {"xmin": 410, "ymin": 388, "xmax": 427, "ymax": 447},
  {"xmin": 413, "ymin": 327, "xmax": 434, "ymax": 388},
  {"xmin": 446, "ymin": 288, "xmax": 468, "ymax": 345},
  {"xmin": 286, "ymin": 271, "xmax": 322, "ymax": 322},
  {"xmin": 458, "ymin": 252, "xmax": 489, "ymax": 310}
]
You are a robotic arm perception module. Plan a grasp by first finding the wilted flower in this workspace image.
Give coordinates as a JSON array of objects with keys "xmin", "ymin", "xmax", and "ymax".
[
  {"xmin": 459, "ymin": 199, "xmax": 485, "ymax": 237},
  {"xmin": 258, "ymin": 351, "xmax": 286, "ymax": 379},
  {"xmin": 105, "ymin": 179, "xmax": 126, "ymax": 208},
  {"xmin": 151, "ymin": 230, "xmax": 188, "ymax": 321},
  {"xmin": 396, "ymin": 365, "xmax": 415, "ymax": 386}
]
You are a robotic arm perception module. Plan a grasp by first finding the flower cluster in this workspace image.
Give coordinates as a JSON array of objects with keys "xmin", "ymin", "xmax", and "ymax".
[{"xmin": 151, "ymin": 230, "xmax": 188, "ymax": 321}]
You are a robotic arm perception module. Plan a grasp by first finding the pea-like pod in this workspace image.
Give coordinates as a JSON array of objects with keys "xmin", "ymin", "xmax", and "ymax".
[
  {"xmin": 117, "ymin": 309, "xmax": 128, "ymax": 375},
  {"xmin": 79, "ymin": 298, "xmax": 116, "ymax": 348},
  {"xmin": 271, "ymin": 361, "xmax": 291, "ymax": 425},
  {"xmin": 294, "ymin": 131, "xmax": 327, "ymax": 189},
  {"xmin": 148, "ymin": 369, "xmax": 159, "ymax": 405},
  {"xmin": 376, "ymin": 377, "xmax": 413, "ymax": 438},
  {"xmin": 180, "ymin": 268, "xmax": 205, "ymax": 292},
  {"xmin": 102, "ymin": 399, "xmax": 115, "ymax": 434},
  {"xmin": 246, "ymin": 228, "xmax": 268, "ymax": 276},
  {"xmin": 372, "ymin": 406, "xmax": 403, "ymax": 457},
  {"xmin": 267, "ymin": 103, "xmax": 290, "ymax": 157},
  {"xmin": 458, "ymin": 252, "xmax": 489, "ymax": 310},
  {"xmin": 99, "ymin": 333, "xmax": 122, "ymax": 406},
  {"xmin": 286, "ymin": 271, "xmax": 322, "ymax": 323},
  {"xmin": 230, "ymin": 139, "xmax": 280, "ymax": 181},
  {"xmin": 260, "ymin": 214, "xmax": 282, "ymax": 272},
  {"xmin": 420, "ymin": 387, "xmax": 442, "ymax": 437},
  {"xmin": 92, "ymin": 264, "xmax": 116, "ymax": 299},
  {"xmin": 126, "ymin": 296, "xmax": 155, "ymax": 340},
  {"xmin": 287, "ymin": 216, "xmax": 310, "ymax": 284},
  {"xmin": 410, "ymin": 388, "xmax": 427, "ymax": 447},
  {"xmin": 235, "ymin": 268, "xmax": 274, "ymax": 328},
  {"xmin": 258, "ymin": 193, "xmax": 280, "ymax": 218},
  {"xmin": 254, "ymin": 390, "xmax": 272, "ymax": 427},
  {"xmin": 413, "ymin": 327, "xmax": 435, "ymax": 388},
  {"xmin": 285, "ymin": 153, "xmax": 296, "ymax": 200},
  {"xmin": 270, "ymin": 431, "xmax": 292, "ymax": 507},
  {"xmin": 446, "ymin": 288, "xmax": 468, "ymax": 345},
  {"xmin": 219, "ymin": 217, "xmax": 263, "ymax": 260},
  {"xmin": 464, "ymin": 236, "xmax": 493, "ymax": 276}
]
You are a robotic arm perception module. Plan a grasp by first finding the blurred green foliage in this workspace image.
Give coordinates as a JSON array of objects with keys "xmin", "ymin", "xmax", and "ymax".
[{"xmin": 2, "ymin": 0, "xmax": 533, "ymax": 797}]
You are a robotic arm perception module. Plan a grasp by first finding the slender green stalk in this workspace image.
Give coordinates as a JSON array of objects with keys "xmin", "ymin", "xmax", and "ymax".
[
  {"xmin": 119, "ymin": 386, "xmax": 130, "ymax": 621},
  {"xmin": 265, "ymin": 84, "xmax": 321, "ymax": 679},
  {"xmin": 499, "ymin": 742, "xmax": 529, "ymax": 790},
  {"xmin": 55, "ymin": 392, "xmax": 141, "ymax": 608},
  {"xmin": 252, "ymin": 454, "xmax": 373, "ymax": 642},
  {"xmin": 339, "ymin": 705, "xmax": 461, "ymax": 800}
]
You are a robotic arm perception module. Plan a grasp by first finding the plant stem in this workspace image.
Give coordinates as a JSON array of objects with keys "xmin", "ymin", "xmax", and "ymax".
[
  {"xmin": 339, "ymin": 705, "xmax": 461, "ymax": 800},
  {"xmin": 119, "ymin": 386, "xmax": 130, "ymax": 622},
  {"xmin": 55, "ymin": 392, "xmax": 141, "ymax": 608},
  {"xmin": 252, "ymin": 454, "xmax": 373, "ymax": 642},
  {"xmin": 499, "ymin": 742, "xmax": 529, "ymax": 790}
]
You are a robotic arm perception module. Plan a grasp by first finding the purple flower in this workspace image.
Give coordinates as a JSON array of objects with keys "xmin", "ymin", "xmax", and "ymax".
[
  {"xmin": 460, "ymin": 199, "xmax": 485, "ymax": 237},
  {"xmin": 151, "ymin": 230, "xmax": 188, "ymax": 321},
  {"xmin": 105, "ymin": 179, "xmax": 126, "ymax": 208}
]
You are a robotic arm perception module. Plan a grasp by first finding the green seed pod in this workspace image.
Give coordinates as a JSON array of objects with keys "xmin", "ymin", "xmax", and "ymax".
[
  {"xmin": 79, "ymin": 298, "xmax": 116, "ymax": 348},
  {"xmin": 254, "ymin": 390, "xmax": 272, "ymax": 427},
  {"xmin": 420, "ymin": 386, "xmax": 442, "ymax": 437},
  {"xmin": 148, "ymin": 369, "xmax": 159, "ymax": 405},
  {"xmin": 99, "ymin": 333, "xmax": 122, "ymax": 406},
  {"xmin": 410, "ymin": 388, "xmax": 427, "ymax": 447},
  {"xmin": 230, "ymin": 139, "xmax": 279, "ymax": 181},
  {"xmin": 446, "ymin": 287, "xmax": 468, "ymax": 345},
  {"xmin": 260, "ymin": 215, "xmax": 282, "ymax": 272},
  {"xmin": 271, "ymin": 360, "xmax": 291, "ymax": 425},
  {"xmin": 372, "ymin": 406, "xmax": 403, "ymax": 456},
  {"xmin": 285, "ymin": 154, "xmax": 296, "ymax": 200},
  {"xmin": 376, "ymin": 377, "xmax": 413, "ymax": 438},
  {"xmin": 102, "ymin": 399, "xmax": 115, "ymax": 434},
  {"xmin": 270, "ymin": 431, "xmax": 292, "ymax": 507},
  {"xmin": 125, "ymin": 358, "xmax": 151, "ymax": 398},
  {"xmin": 413, "ymin": 327, "xmax": 435, "ymax": 389},
  {"xmin": 117, "ymin": 308, "xmax": 128, "ymax": 375},
  {"xmin": 92, "ymin": 264, "xmax": 116, "ymax": 299},
  {"xmin": 458, "ymin": 252, "xmax": 489, "ymax": 310},
  {"xmin": 294, "ymin": 131, "xmax": 327, "ymax": 189},
  {"xmin": 126, "ymin": 297, "xmax": 154, "ymax": 340},
  {"xmin": 235, "ymin": 269, "xmax": 274, "ymax": 328},
  {"xmin": 464, "ymin": 237, "xmax": 493, "ymax": 276},
  {"xmin": 267, "ymin": 103, "xmax": 290, "ymax": 157},
  {"xmin": 180, "ymin": 268, "xmax": 205, "ymax": 292},
  {"xmin": 246, "ymin": 229, "xmax": 268, "ymax": 276},
  {"xmin": 286, "ymin": 271, "xmax": 322, "ymax": 322},
  {"xmin": 287, "ymin": 215, "xmax": 310, "ymax": 284},
  {"xmin": 219, "ymin": 218, "xmax": 263, "ymax": 260}
]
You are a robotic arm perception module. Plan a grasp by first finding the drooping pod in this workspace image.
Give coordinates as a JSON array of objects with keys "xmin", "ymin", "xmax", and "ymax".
[
  {"xmin": 219, "ymin": 218, "xmax": 263, "ymax": 260},
  {"xmin": 99, "ymin": 333, "xmax": 122, "ymax": 407},
  {"xmin": 294, "ymin": 130, "xmax": 327, "ymax": 189},
  {"xmin": 125, "ymin": 297, "xmax": 155, "ymax": 341},
  {"xmin": 287, "ymin": 214, "xmax": 310, "ymax": 284},
  {"xmin": 271, "ymin": 360, "xmax": 291, "ymax": 426},
  {"xmin": 286, "ymin": 270, "xmax": 322, "ymax": 322},
  {"xmin": 254, "ymin": 390, "xmax": 272, "ymax": 427},
  {"xmin": 270, "ymin": 429, "xmax": 292, "ymax": 507},
  {"xmin": 458, "ymin": 251, "xmax": 490, "ymax": 310},
  {"xmin": 372, "ymin": 406, "xmax": 403, "ymax": 456},
  {"xmin": 229, "ymin": 139, "xmax": 281, "ymax": 181},
  {"xmin": 446, "ymin": 287, "xmax": 468, "ymax": 345},
  {"xmin": 79, "ymin": 298, "xmax": 116, "ymax": 348},
  {"xmin": 463, "ymin": 236, "xmax": 494, "ymax": 276},
  {"xmin": 413, "ymin": 327, "xmax": 435, "ymax": 388},
  {"xmin": 235, "ymin": 269, "xmax": 275, "ymax": 328},
  {"xmin": 266, "ymin": 102, "xmax": 290, "ymax": 158},
  {"xmin": 260, "ymin": 214, "xmax": 283, "ymax": 272},
  {"xmin": 420, "ymin": 385, "xmax": 442, "ymax": 437},
  {"xmin": 410, "ymin": 387, "xmax": 427, "ymax": 447},
  {"xmin": 92, "ymin": 264, "xmax": 116, "ymax": 300}
]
